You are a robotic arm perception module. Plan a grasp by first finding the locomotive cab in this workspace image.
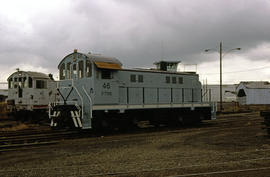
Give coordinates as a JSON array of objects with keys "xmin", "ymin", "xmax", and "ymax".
[
  {"xmin": 6, "ymin": 70, "xmax": 56, "ymax": 120},
  {"xmin": 50, "ymin": 50, "xmax": 122, "ymax": 129}
]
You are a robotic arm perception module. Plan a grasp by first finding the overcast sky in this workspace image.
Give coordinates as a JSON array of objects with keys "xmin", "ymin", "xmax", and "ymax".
[{"xmin": 1, "ymin": 0, "xmax": 270, "ymax": 87}]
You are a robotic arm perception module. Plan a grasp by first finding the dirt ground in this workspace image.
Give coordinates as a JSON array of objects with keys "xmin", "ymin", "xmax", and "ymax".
[{"xmin": 1, "ymin": 112, "xmax": 270, "ymax": 177}]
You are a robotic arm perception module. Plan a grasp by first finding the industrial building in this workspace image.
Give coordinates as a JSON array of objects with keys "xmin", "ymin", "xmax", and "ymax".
[{"xmin": 236, "ymin": 81, "xmax": 270, "ymax": 105}]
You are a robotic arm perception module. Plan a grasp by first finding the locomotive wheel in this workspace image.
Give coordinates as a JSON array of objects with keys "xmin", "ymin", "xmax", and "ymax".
[
  {"xmin": 101, "ymin": 118, "xmax": 110, "ymax": 128},
  {"xmin": 92, "ymin": 117, "xmax": 113, "ymax": 132}
]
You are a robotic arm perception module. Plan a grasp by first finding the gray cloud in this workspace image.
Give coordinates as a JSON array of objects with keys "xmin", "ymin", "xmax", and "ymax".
[{"xmin": 1, "ymin": 0, "xmax": 270, "ymax": 78}]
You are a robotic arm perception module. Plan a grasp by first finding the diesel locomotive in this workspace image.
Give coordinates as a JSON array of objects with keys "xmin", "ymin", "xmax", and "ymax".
[
  {"xmin": 6, "ymin": 70, "xmax": 57, "ymax": 121},
  {"xmin": 49, "ymin": 50, "xmax": 216, "ymax": 129}
]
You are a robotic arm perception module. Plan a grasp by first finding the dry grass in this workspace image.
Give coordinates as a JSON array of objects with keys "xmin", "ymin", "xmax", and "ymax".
[
  {"xmin": 217, "ymin": 102, "xmax": 270, "ymax": 113},
  {"xmin": 0, "ymin": 102, "xmax": 8, "ymax": 119},
  {"xmin": 0, "ymin": 123, "xmax": 28, "ymax": 131}
]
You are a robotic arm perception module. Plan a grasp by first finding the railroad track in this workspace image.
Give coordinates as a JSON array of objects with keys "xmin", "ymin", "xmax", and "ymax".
[{"xmin": 0, "ymin": 130, "xmax": 82, "ymax": 152}]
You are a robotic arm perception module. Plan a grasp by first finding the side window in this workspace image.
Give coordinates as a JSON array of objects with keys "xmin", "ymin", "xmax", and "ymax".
[
  {"xmin": 130, "ymin": 74, "xmax": 136, "ymax": 82},
  {"xmin": 8, "ymin": 78, "xmax": 13, "ymax": 89},
  {"xmin": 101, "ymin": 70, "xmax": 112, "ymax": 79},
  {"xmin": 78, "ymin": 60, "xmax": 84, "ymax": 78},
  {"xmin": 166, "ymin": 76, "xmax": 170, "ymax": 83},
  {"xmin": 178, "ymin": 77, "xmax": 183, "ymax": 84},
  {"xmin": 28, "ymin": 77, "xmax": 33, "ymax": 88},
  {"xmin": 172, "ymin": 77, "xmax": 176, "ymax": 84},
  {"xmin": 138, "ymin": 75, "xmax": 143, "ymax": 83},
  {"xmin": 36, "ymin": 80, "xmax": 47, "ymax": 89},
  {"xmin": 60, "ymin": 63, "xmax": 65, "ymax": 80},
  {"xmin": 67, "ymin": 62, "xmax": 71, "ymax": 79},
  {"xmin": 86, "ymin": 60, "xmax": 92, "ymax": 77}
]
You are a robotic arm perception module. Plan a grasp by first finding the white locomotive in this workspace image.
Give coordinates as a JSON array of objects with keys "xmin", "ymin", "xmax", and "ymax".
[
  {"xmin": 6, "ymin": 70, "xmax": 57, "ymax": 121},
  {"xmin": 49, "ymin": 50, "xmax": 215, "ymax": 129}
]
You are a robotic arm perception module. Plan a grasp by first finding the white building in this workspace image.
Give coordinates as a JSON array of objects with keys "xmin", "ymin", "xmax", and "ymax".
[
  {"xmin": 236, "ymin": 81, "xmax": 270, "ymax": 105},
  {"xmin": 203, "ymin": 84, "xmax": 237, "ymax": 102}
]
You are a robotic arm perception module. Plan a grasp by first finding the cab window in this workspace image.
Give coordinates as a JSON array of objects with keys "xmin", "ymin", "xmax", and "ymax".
[
  {"xmin": 23, "ymin": 77, "xmax": 27, "ymax": 88},
  {"xmin": 101, "ymin": 70, "xmax": 112, "ymax": 79},
  {"xmin": 28, "ymin": 77, "xmax": 33, "ymax": 88},
  {"xmin": 18, "ymin": 77, "xmax": 23, "ymax": 88},
  {"xmin": 36, "ymin": 80, "xmax": 47, "ymax": 89},
  {"xmin": 60, "ymin": 63, "xmax": 65, "ymax": 80},
  {"xmin": 14, "ymin": 77, "xmax": 18, "ymax": 88},
  {"xmin": 86, "ymin": 60, "xmax": 92, "ymax": 77},
  {"xmin": 78, "ymin": 61, "xmax": 84, "ymax": 78},
  {"xmin": 67, "ymin": 62, "xmax": 71, "ymax": 79},
  {"xmin": 73, "ymin": 64, "xmax": 77, "ymax": 76}
]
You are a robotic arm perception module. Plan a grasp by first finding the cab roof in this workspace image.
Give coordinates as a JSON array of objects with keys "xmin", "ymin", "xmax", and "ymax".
[
  {"xmin": 7, "ymin": 71, "xmax": 50, "ymax": 81},
  {"xmin": 58, "ymin": 51, "xmax": 122, "ymax": 70}
]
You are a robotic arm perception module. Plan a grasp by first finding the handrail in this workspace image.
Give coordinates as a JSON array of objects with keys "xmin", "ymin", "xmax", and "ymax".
[
  {"xmin": 57, "ymin": 87, "xmax": 73, "ymax": 105},
  {"xmin": 72, "ymin": 79, "xmax": 84, "ymax": 120}
]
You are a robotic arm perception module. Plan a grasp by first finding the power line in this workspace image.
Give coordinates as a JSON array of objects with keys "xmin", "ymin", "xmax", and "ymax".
[{"xmin": 200, "ymin": 65, "xmax": 270, "ymax": 75}]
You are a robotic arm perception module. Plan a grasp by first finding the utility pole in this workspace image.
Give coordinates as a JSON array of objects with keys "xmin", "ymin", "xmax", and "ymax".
[
  {"xmin": 205, "ymin": 42, "xmax": 241, "ymax": 113},
  {"xmin": 219, "ymin": 42, "xmax": 223, "ymax": 112}
]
